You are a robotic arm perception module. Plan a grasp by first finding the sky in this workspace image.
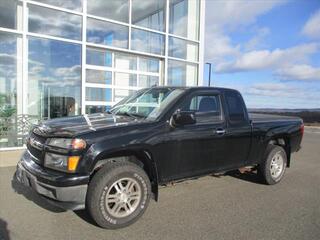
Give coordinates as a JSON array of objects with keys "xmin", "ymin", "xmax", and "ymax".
[{"xmin": 204, "ymin": 0, "xmax": 320, "ymax": 109}]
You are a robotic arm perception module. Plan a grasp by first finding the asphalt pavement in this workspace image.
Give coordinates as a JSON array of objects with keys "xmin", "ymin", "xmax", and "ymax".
[{"xmin": 0, "ymin": 130, "xmax": 319, "ymax": 240}]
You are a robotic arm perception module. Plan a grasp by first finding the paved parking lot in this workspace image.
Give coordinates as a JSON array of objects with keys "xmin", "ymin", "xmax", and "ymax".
[{"xmin": 1, "ymin": 130, "xmax": 320, "ymax": 240}]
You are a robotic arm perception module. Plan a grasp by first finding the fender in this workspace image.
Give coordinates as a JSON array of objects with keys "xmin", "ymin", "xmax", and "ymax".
[
  {"xmin": 84, "ymin": 145, "xmax": 160, "ymax": 201},
  {"xmin": 261, "ymin": 126, "xmax": 292, "ymax": 167}
]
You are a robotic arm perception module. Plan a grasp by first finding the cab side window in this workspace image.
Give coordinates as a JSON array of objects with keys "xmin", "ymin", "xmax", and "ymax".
[
  {"xmin": 182, "ymin": 94, "xmax": 223, "ymax": 123},
  {"xmin": 225, "ymin": 91, "xmax": 248, "ymax": 125}
]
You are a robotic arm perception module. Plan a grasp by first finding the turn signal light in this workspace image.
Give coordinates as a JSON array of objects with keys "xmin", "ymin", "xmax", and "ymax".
[
  {"xmin": 71, "ymin": 139, "xmax": 86, "ymax": 150},
  {"xmin": 68, "ymin": 156, "xmax": 80, "ymax": 172}
]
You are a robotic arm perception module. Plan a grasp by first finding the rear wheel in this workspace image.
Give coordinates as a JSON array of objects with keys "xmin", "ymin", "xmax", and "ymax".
[
  {"xmin": 87, "ymin": 160, "xmax": 151, "ymax": 229},
  {"xmin": 258, "ymin": 145, "xmax": 287, "ymax": 185}
]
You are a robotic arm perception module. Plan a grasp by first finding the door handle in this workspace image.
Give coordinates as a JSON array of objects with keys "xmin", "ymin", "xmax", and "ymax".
[{"xmin": 215, "ymin": 129, "xmax": 226, "ymax": 135}]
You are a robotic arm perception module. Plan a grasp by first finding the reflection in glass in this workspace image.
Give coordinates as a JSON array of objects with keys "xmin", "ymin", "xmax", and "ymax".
[
  {"xmin": 132, "ymin": 0, "xmax": 165, "ymax": 31},
  {"xmin": 169, "ymin": 0, "xmax": 200, "ymax": 40},
  {"xmin": 114, "ymin": 89, "xmax": 136, "ymax": 103},
  {"xmin": 168, "ymin": 60, "xmax": 198, "ymax": 86},
  {"xmin": 33, "ymin": 0, "xmax": 82, "ymax": 11},
  {"xmin": 86, "ymin": 69, "xmax": 112, "ymax": 85},
  {"xmin": 86, "ymin": 105, "xmax": 111, "ymax": 114},
  {"xmin": 114, "ymin": 53, "xmax": 137, "ymax": 70},
  {"xmin": 169, "ymin": 37, "xmax": 199, "ymax": 61},
  {"xmin": 86, "ymin": 87, "xmax": 112, "ymax": 102},
  {"xmin": 29, "ymin": 5, "xmax": 82, "ymax": 40},
  {"xmin": 0, "ymin": 32, "xmax": 22, "ymax": 147},
  {"xmin": 139, "ymin": 75, "xmax": 159, "ymax": 87},
  {"xmin": 87, "ymin": 0, "xmax": 129, "ymax": 23},
  {"xmin": 139, "ymin": 57, "xmax": 159, "ymax": 73},
  {"xmin": 131, "ymin": 28, "xmax": 165, "ymax": 55},
  {"xmin": 87, "ymin": 18, "xmax": 128, "ymax": 49},
  {"xmin": 114, "ymin": 73, "xmax": 137, "ymax": 87},
  {"xmin": 86, "ymin": 48, "xmax": 112, "ymax": 67},
  {"xmin": 28, "ymin": 37, "xmax": 82, "ymax": 120},
  {"xmin": 0, "ymin": 0, "xmax": 21, "ymax": 30}
]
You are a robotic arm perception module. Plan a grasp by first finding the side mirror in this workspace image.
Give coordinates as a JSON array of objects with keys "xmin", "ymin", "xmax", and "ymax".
[{"xmin": 170, "ymin": 111, "xmax": 196, "ymax": 127}]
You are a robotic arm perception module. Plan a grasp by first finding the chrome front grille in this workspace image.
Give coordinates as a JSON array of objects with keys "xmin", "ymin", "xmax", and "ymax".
[{"xmin": 27, "ymin": 132, "xmax": 47, "ymax": 164}]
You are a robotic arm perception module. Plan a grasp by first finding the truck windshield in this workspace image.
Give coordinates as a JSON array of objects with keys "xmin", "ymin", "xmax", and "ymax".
[{"xmin": 110, "ymin": 88, "xmax": 185, "ymax": 120}]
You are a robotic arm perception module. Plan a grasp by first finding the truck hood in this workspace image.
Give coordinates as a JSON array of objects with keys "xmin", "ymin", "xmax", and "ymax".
[{"xmin": 32, "ymin": 113, "xmax": 146, "ymax": 137}]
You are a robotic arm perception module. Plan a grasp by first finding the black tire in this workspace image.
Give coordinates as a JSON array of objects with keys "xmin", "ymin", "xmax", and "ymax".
[
  {"xmin": 86, "ymin": 160, "xmax": 151, "ymax": 229},
  {"xmin": 258, "ymin": 145, "xmax": 287, "ymax": 185}
]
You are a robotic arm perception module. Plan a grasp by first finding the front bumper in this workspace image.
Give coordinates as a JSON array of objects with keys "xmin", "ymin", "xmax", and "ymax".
[{"xmin": 15, "ymin": 151, "xmax": 90, "ymax": 210}]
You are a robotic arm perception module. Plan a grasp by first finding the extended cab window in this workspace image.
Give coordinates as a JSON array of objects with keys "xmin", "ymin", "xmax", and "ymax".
[
  {"xmin": 225, "ymin": 91, "xmax": 248, "ymax": 124},
  {"xmin": 182, "ymin": 94, "xmax": 223, "ymax": 123}
]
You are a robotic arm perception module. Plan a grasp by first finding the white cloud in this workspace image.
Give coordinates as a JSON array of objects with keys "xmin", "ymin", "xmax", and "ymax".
[
  {"xmin": 302, "ymin": 9, "xmax": 320, "ymax": 39},
  {"xmin": 29, "ymin": 7, "xmax": 81, "ymax": 39},
  {"xmin": 206, "ymin": 0, "xmax": 285, "ymax": 30},
  {"xmin": 204, "ymin": 28, "xmax": 240, "ymax": 61},
  {"xmin": 276, "ymin": 64, "xmax": 320, "ymax": 81},
  {"xmin": 245, "ymin": 83, "xmax": 299, "ymax": 98},
  {"xmin": 245, "ymin": 27, "xmax": 270, "ymax": 51},
  {"xmin": 205, "ymin": 0, "xmax": 286, "ymax": 64},
  {"xmin": 0, "ymin": 53, "xmax": 16, "ymax": 65},
  {"xmin": 214, "ymin": 43, "xmax": 319, "ymax": 73},
  {"xmin": 53, "ymin": 65, "xmax": 81, "ymax": 78}
]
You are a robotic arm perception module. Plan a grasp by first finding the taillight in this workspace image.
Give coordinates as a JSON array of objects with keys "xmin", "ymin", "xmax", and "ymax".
[{"xmin": 300, "ymin": 123, "xmax": 304, "ymax": 137}]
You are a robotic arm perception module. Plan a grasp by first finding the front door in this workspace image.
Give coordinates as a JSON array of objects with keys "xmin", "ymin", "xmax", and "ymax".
[{"xmin": 164, "ymin": 91, "xmax": 228, "ymax": 180}]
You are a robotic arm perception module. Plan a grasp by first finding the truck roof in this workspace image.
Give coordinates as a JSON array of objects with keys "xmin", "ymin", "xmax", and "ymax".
[{"xmin": 150, "ymin": 86, "xmax": 237, "ymax": 93}]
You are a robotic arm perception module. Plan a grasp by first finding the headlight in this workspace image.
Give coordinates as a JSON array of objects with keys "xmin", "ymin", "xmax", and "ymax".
[
  {"xmin": 45, "ymin": 152, "xmax": 68, "ymax": 172},
  {"xmin": 48, "ymin": 138, "xmax": 86, "ymax": 150},
  {"xmin": 48, "ymin": 138, "xmax": 72, "ymax": 148},
  {"xmin": 45, "ymin": 153, "xmax": 80, "ymax": 172}
]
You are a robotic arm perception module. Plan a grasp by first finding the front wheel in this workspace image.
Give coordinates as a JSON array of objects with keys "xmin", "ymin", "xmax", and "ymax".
[
  {"xmin": 86, "ymin": 161, "xmax": 151, "ymax": 229},
  {"xmin": 258, "ymin": 145, "xmax": 287, "ymax": 185}
]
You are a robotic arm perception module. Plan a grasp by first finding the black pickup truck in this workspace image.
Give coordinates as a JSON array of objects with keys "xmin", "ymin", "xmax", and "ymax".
[{"xmin": 15, "ymin": 87, "xmax": 304, "ymax": 229}]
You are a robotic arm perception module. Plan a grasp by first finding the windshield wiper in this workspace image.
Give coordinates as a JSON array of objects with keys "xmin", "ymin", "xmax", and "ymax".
[{"xmin": 116, "ymin": 112, "xmax": 146, "ymax": 119}]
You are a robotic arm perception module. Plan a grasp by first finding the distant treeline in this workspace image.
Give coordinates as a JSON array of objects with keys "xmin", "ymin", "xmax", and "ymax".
[{"xmin": 250, "ymin": 111, "xmax": 320, "ymax": 124}]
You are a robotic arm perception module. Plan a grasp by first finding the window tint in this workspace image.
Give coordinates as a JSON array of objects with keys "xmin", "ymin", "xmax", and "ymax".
[
  {"xmin": 182, "ymin": 94, "xmax": 222, "ymax": 123},
  {"xmin": 225, "ymin": 91, "xmax": 247, "ymax": 124}
]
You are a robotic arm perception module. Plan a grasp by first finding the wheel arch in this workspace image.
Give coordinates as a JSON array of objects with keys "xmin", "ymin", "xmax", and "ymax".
[
  {"xmin": 267, "ymin": 135, "xmax": 291, "ymax": 167},
  {"xmin": 91, "ymin": 149, "xmax": 159, "ymax": 201}
]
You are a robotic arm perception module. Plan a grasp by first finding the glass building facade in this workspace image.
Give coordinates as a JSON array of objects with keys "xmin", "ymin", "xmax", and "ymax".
[{"xmin": 0, "ymin": 0, "xmax": 205, "ymax": 149}]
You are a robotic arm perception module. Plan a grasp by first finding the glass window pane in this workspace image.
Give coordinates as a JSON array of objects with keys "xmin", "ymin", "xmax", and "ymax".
[
  {"xmin": 87, "ymin": 0, "xmax": 129, "ymax": 23},
  {"xmin": 86, "ymin": 87, "xmax": 112, "ymax": 102},
  {"xmin": 86, "ymin": 69, "xmax": 112, "ymax": 85},
  {"xmin": 28, "ymin": 37, "xmax": 82, "ymax": 120},
  {"xmin": 139, "ymin": 57, "xmax": 159, "ymax": 73},
  {"xmin": 87, "ymin": 18, "xmax": 128, "ymax": 49},
  {"xmin": 114, "ymin": 53, "xmax": 137, "ymax": 70},
  {"xmin": 32, "ymin": 0, "xmax": 82, "ymax": 11},
  {"xmin": 114, "ymin": 89, "xmax": 136, "ymax": 102},
  {"xmin": 225, "ymin": 91, "xmax": 247, "ymax": 124},
  {"xmin": 114, "ymin": 72, "xmax": 137, "ymax": 87},
  {"xmin": 131, "ymin": 28, "xmax": 165, "ymax": 55},
  {"xmin": 86, "ymin": 48, "xmax": 112, "ymax": 67},
  {"xmin": 139, "ymin": 75, "xmax": 159, "ymax": 87},
  {"xmin": 0, "ymin": 0, "xmax": 21, "ymax": 30},
  {"xmin": 132, "ymin": 0, "xmax": 165, "ymax": 32},
  {"xmin": 168, "ymin": 60, "xmax": 198, "ymax": 86},
  {"xmin": 169, "ymin": 37, "xmax": 198, "ymax": 61},
  {"xmin": 86, "ymin": 105, "xmax": 111, "ymax": 114},
  {"xmin": 169, "ymin": 0, "xmax": 200, "ymax": 40},
  {"xmin": 28, "ymin": 5, "xmax": 82, "ymax": 40},
  {"xmin": 0, "ymin": 32, "xmax": 22, "ymax": 147}
]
